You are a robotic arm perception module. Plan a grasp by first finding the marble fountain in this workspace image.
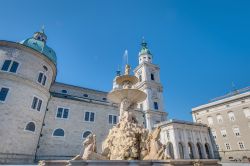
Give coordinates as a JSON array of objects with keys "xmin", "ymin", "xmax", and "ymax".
[{"xmin": 40, "ymin": 64, "xmax": 220, "ymax": 166}]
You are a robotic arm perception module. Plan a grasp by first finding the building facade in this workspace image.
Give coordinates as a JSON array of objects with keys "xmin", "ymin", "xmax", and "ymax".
[
  {"xmin": 156, "ymin": 119, "xmax": 216, "ymax": 160},
  {"xmin": 192, "ymin": 87, "xmax": 250, "ymax": 162},
  {"xmin": 0, "ymin": 29, "xmax": 215, "ymax": 164}
]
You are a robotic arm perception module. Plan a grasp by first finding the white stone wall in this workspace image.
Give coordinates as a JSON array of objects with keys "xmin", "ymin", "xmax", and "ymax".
[{"xmin": 0, "ymin": 43, "xmax": 55, "ymax": 163}]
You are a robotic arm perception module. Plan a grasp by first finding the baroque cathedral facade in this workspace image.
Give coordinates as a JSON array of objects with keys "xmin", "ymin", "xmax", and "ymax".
[{"xmin": 0, "ymin": 29, "xmax": 216, "ymax": 164}]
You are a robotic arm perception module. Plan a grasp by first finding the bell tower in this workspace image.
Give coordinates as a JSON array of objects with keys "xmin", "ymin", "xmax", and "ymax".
[{"xmin": 134, "ymin": 39, "xmax": 167, "ymax": 130}]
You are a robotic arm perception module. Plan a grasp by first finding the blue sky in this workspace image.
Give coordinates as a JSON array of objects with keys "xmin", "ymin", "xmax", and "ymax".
[{"xmin": 1, "ymin": 0, "xmax": 250, "ymax": 121}]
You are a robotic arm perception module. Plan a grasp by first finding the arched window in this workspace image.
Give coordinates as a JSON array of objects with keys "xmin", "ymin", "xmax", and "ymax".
[
  {"xmin": 82, "ymin": 131, "xmax": 92, "ymax": 139},
  {"xmin": 188, "ymin": 142, "xmax": 194, "ymax": 159},
  {"xmin": 197, "ymin": 143, "xmax": 203, "ymax": 159},
  {"xmin": 25, "ymin": 122, "xmax": 35, "ymax": 132},
  {"xmin": 205, "ymin": 143, "xmax": 211, "ymax": 159},
  {"xmin": 166, "ymin": 142, "xmax": 175, "ymax": 159},
  {"xmin": 178, "ymin": 142, "xmax": 184, "ymax": 159},
  {"xmin": 53, "ymin": 128, "xmax": 64, "ymax": 137}
]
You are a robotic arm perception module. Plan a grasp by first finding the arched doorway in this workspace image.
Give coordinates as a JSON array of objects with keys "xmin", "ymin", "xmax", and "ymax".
[
  {"xmin": 166, "ymin": 142, "xmax": 175, "ymax": 159},
  {"xmin": 205, "ymin": 143, "xmax": 211, "ymax": 159},
  {"xmin": 197, "ymin": 142, "xmax": 203, "ymax": 159},
  {"xmin": 178, "ymin": 142, "xmax": 184, "ymax": 159},
  {"xmin": 188, "ymin": 142, "xmax": 195, "ymax": 159}
]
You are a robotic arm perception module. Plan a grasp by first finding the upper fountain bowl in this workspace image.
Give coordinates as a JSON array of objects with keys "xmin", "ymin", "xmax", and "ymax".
[
  {"xmin": 107, "ymin": 89, "xmax": 147, "ymax": 104},
  {"xmin": 115, "ymin": 75, "xmax": 139, "ymax": 86}
]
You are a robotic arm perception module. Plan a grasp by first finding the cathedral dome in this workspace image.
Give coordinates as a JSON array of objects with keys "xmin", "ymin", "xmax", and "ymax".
[
  {"xmin": 20, "ymin": 28, "xmax": 57, "ymax": 65},
  {"xmin": 139, "ymin": 39, "xmax": 152, "ymax": 55}
]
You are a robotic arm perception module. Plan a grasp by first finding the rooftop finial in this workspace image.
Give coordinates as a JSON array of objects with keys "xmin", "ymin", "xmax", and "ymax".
[
  {"xmin": 141, "ymin": 37, "xmax": 147, "ymax": 49},
  {"xmin": 41, "ymin": 25, "xmax": 45, "ymax": 34}
]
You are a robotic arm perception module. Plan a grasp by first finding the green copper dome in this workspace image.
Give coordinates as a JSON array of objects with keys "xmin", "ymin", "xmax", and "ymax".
[
  {"xmin": 20, "ymin": 28, "xmax": 57, "ymax": 65},
  {"xmin": 139, "ymin": 39, "xmax": 152, "ymax": 55}
]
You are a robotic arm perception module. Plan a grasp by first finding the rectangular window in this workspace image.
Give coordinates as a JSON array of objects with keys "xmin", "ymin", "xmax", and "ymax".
[
  {"xmin": 238, "ymin": 142, "xmax": 245, "ymax": 149},
  {"xmin": 109, "ymin": 115, "xmax": 117, "ymax": 124},
  {"xmin": 9, "ymin": 61, "xmax": 19, "ymax": 73},
  {"xmin": 139, "ymin": 75, "xmax": 142, "ymax": 82},
  {"xmin": 1, "ymin": 60, "xmax": 19, "ymax": 73},
  {"xmin": 31, "ymin": 97, "xmax": 38, "ymax": 109},
  {"xmin": 38, "ymin": 73, "xmax": 43, "ymax": 83},
  {"xmin": 31, "ymin": 96, "xmax": 42, "ymax": 111},
  {"xmin": 57, "ymin": 108, "xmax": 63, "ymax": 117},
  {"xmin": 37, "ymin": 99, "xmax": 42, "ymax": 111},
  {"xmin": 84, "ymin": 112, "xmax": 95, "ymax": 122},
  {"xmin": 1, "ymin": 60, "xmax": 11, "ymax": 71},
  {"xmin": 0, "ymin": 87, "xmax": 9, "ymax": 102},
  {"xmin": 42, "ymin": 75, "xmax": 47, "ymax": 86},
  {"xmin": 109, "ymin": 115, "xmax": 112, "ymax": 124},
  {"xmin": 151, "ymin": 73, "xmax": 155, "ymax": 80},
  {"xmin": 154, "ymin": 102, "xmax": 158, "ymax": 110},
  {"xmin": 37, "ymin": 72, "xmax": 47, "ymax": 86},
  {"xmin": 225, "ymin": 143, "xmax": 231, "ymax": 150},
  {"xmin": 56, "ymin": 107, "xmax": 69, "ymax": 119}
]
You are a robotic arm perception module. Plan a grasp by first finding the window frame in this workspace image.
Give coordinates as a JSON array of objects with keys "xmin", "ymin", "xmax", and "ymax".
[
  {"xmin": 55, "ymin": 107, "xmax": 70, "ymax": 119},
  {"xmin": 82, "ymin": 130, "xmax": 92, "ymax": 139},
  {"xmin": 108, "ymin": 114, "xmax": 118, "ymax": 125},
  {"xmin": 221, "ymin": 129, "xmax": 227, "ymax": 138},
  {"xmin": 150, "ymin": 73, "xmax": 155, "ymax": 81},
  {"xmin": 1, "ymin": 60, "xmax": 20, "ymax": 73},
  {"xmin": 154, "ymin": 101, "xmax": 159, "ymax": 110},
  {"xmin": 228, "ymin": 112, "xmax": 235, "ymax": 121},
  {"xmin": 37, "ymin": 71, "xmax": 47, "ymax": 86},
  {"xmin": 0, "ymin": 86, "xmax": 10, "ymax": 103},
  {"xmin": 31, "ymin": 95, "xmax": 43, "ymax": 112},
  {"xmin": 238, "ymin": 141, "xmax": 245, "ymax": 150},
  {"xmin": 24, "ymin": 121, "xmax": 36, "ymax": 133},
  {"xmin": 84, "ymin": 111, "xmax": 95, "ymax": 122},
  {"xmin": 225, "ymin": 143, "xmax": 231, "ymax": 150},
  {"xmin": 233, "ymin": 127, "xmax": 240, "ymax": 137},
  {"xmin": 52, "ymin": 128, "xmax": 65, "ymax": 137}
]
